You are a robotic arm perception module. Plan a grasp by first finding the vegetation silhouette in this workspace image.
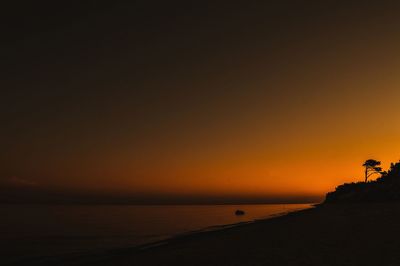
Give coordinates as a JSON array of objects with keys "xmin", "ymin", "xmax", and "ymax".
[
  {"xmin": 325, "ymin": 159, "xmax": 400, "ymax": 203},
  {"xmin": 362, "ymin": 159, "xmax": 382, "ymax": 182}
]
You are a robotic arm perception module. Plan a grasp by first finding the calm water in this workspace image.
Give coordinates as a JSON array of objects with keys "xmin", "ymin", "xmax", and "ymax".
[{"xmin": 0, "ymin": 204, "xmax": 312, "ymax": 261}]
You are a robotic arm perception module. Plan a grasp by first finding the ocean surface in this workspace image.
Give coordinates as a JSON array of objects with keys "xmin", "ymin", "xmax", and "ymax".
[{"xmin": 0, "ymin": 204, "xmax": 312, "ymax": 262}]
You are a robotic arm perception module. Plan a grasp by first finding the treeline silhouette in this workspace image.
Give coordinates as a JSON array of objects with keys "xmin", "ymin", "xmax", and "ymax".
[{"xmin": 325, "ymin": 161, "xmax": 400, "ymax": 203}]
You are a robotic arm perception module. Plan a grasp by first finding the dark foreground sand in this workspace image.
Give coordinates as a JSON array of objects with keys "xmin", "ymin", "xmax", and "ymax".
[{"xmin": 11, "ymin": 203, "xmax": 400, "ymax": 266}]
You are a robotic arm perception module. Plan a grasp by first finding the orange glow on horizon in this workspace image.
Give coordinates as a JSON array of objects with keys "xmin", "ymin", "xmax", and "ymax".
[{"xmin": 4, "ymin": 1, "xmax": 400, "ymax": 203}]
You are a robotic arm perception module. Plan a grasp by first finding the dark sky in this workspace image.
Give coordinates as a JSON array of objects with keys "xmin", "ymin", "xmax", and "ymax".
[{"xmin": 2, "ymin": 1, "xmax": 400, "ymax": 203}]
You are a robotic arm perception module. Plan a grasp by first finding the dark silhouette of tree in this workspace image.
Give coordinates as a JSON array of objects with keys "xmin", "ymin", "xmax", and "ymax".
[
  {"xmin": 363, "ymin": 159, "xmax": 382, "ymax": 182},
  {"xmin": 325, "ymin": 160, "xmax": 400, "ymax": 203}
]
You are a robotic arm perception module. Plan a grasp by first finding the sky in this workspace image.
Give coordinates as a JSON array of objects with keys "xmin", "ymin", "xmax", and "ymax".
[{"xmin": 2, "ymin": 1, "xmax": 400, "ymax": 203}]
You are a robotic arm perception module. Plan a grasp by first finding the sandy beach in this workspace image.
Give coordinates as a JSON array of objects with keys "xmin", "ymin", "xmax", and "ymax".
[{"xmin": 12, "ymin": 203, "xmax": 400, "ymax": 266}]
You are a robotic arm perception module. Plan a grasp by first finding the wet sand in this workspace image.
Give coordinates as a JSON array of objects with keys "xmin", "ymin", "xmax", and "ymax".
[{"xmin": 10, "ymin": 203, "xmax": 400, "ymax": 265}]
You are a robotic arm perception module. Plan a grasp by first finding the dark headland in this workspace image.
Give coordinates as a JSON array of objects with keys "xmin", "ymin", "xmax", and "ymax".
[{"xmin": 12, "ymin": 160, "xmax": 400, "ymax": 266}]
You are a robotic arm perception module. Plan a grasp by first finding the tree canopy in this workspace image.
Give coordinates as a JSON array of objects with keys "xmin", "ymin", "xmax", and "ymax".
[{"xmin": 363, "ymin": 159, "xmax": 382, "ymax": 182}]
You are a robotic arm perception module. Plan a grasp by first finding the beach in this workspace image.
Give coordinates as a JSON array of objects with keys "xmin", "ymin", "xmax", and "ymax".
[
  {"xmin": 13, "ymin": 203, "xmax": 400, "ymax": 266},
  {"xmin": 0, "ymin": 204, "xmax": 310, "ymax": 264}
]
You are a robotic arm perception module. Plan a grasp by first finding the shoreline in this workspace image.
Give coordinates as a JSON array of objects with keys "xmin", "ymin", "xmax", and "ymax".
[
  {"xmin": 3, "ymin": 204, "xmax": 313, "ymax": 265},
  {"xmin": 136, "ymin": 207, "xmax": 313, "ymax": 251},
  {"xmin": 11, "ymin": 206, "xmax": 316, "ymax": 266},
  {"xmin": 33, "ymin": 202, "xmax": 400, "ymax": 265}
]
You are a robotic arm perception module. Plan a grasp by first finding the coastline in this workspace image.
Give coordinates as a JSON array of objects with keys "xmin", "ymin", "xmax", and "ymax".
[
  {"xmin": 2, "ymin": 204, "xmax": 311, "ymax": 265},
  {"xmin": 20, "ymin": 202, "xmax": 400, "ymax": 266},
  {"xmin": 135, "ymin": 206, "xmax": 313, "ymax": 251},
  {"xmin": 8, "ymin": 206, "xmax": 315, "ymax": 266}
]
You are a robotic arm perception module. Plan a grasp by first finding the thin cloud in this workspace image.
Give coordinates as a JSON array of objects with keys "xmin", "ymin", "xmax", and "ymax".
[{"xmin": 1, "ymin": 176, "xmax": 37, "ymax": 187}]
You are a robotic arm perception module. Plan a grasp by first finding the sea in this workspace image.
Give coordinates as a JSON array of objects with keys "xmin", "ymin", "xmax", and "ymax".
[{"xmin": 0, "ymin": 203, "xmax": 312, "ymax": 262}]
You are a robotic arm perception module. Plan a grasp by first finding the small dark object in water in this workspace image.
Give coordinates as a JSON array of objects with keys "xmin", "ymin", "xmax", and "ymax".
[{"xmin": 235, "ymin": 210, "xmax": 245, "ymax": 216}]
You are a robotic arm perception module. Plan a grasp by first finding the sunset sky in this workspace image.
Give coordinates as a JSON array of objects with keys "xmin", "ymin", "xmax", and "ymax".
[{"xmin": 2, "ymin": 1, "xmax": 400, "ymax": 203}]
